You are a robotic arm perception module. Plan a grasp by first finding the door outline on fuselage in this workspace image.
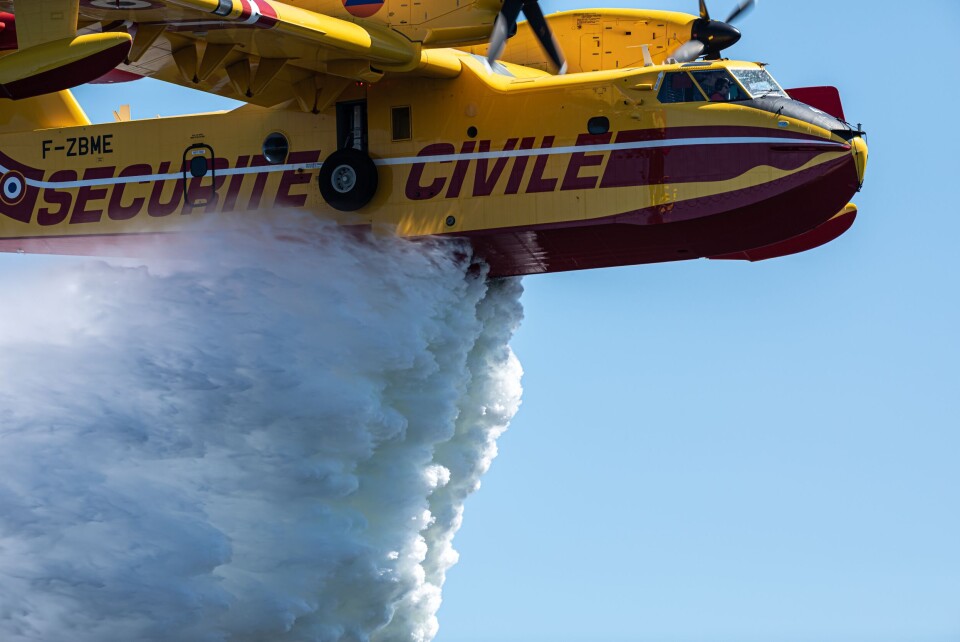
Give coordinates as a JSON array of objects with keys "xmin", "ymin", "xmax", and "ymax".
[{"xmin": 182, "ymin": 143, "xmax": 217, "ymax": 207}]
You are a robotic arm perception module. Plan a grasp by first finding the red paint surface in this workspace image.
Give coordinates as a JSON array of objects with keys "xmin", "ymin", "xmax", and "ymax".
[
  {"xmin": 0, "ymin": 151, "xmax": 852, "ymax": 274},
  {"xmin": 108, "ymin": 164, "xmax": 153, "ymax": 220},
  {"xmin": 0, "ymin": 125, "xmax": 858, "ymax": 276},
  {"xmin": 405, "ymin": 143, "xmax": 455, "ymax": 200},
  {"xmin": 445, "ymin": 141, "xmax": 476, "ymax": 198},
  {"xmin": 465, "ymin": 153, "xmax": 861, "ymax": 276},
  {"xmin": 342, "ymin": 0, "xmax": 385, "ymax": 19},
  {"xmin": 785, "ymin": 86, "xmax": 846, "ymax": 122},
  {"xmin": 0, "ymin": 157, "xmax": 857, "ymax": 277},
  {"xmin": 252, "ymin": 0, "xmax": 279, "ymax": 27},
  {"xmin": 91, "ymin": 68, "xmax": 144, "ymax": 84},
  {"xmin": 0, "ymin": 154, "xmax": 859, "ymax": 276},
  {"xmin": 0, "ymin": 39, "xmax": 131, "ymax": 100},
  {"xmin": 38, "ymin": 171, "xmax": 75, "ymax": 226},
  {"xmin": 709, "ymin": 207, "xmax": 856, "ymax": 262},
  {"xmin": 402, "ymin": 127, "xmax": 841, "ymax": 202},
  {"xmin": 0, "ymin": 12, "xmax": 17, "ymax": 51},
  {"xmin": 0, "ymin": 151, "xmax": 43, "ymax": 223}
]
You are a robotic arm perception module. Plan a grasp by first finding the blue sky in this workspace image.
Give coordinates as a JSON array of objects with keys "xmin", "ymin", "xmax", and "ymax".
[
  {"xmin": 438, "ymin": 2, "xmax": 960, "ymax": 641},
  {"xmin": 22, "ymin": 0, "xmax": 960, "ymax": 640}
]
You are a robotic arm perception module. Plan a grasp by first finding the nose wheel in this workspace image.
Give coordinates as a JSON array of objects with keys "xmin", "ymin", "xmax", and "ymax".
[{"xmin": 318, "ymin": 148, "xmax": 378, "ymax": 211}]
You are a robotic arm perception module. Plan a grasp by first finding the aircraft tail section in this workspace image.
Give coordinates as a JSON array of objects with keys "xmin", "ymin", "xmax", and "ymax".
[
  {"xmin": 0, "ymin": 89, "xmax": 90, "ymax": 134},
  {"xmin": 785, "ymin": 86, "xmax": 846, "ymax": 122}
]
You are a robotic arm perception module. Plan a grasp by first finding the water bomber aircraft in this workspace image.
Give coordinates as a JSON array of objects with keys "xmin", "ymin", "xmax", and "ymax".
[{"xmin": 0, "ymin": 0, "xmax": 867, "ymax": 276}]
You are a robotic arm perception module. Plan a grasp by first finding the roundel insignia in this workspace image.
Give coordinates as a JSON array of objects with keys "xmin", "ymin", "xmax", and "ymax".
[
  {"xmin": 0, "ymin": 172, "xmax": 26, "ymax": 206},
  {"xmin": 84, "ymin": 0, "xmax": 159, "ymax": 9},
  {"xmin": 342, "ymin": 0, "xmax": 384, "ymax": 19}
]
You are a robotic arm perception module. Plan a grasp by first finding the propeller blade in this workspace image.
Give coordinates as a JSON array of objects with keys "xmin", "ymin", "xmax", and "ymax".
[
  {"xmin": 699, "ymin": 0, "xmax": 710, "ymax": 20},
  {"xmin": 724, "ymin": 0, "xmax": 756, "ymax": 24},
  {"xmin": 672, "ymin": 39, "xmax": 706, "ymax": 62},
  {"xmin": 487, "ymin": 0, "xmax": 524, "ymax": 65},
  {"xmin": 521, "ymin": 0, "xmax": 567, "ymax": 73},
  {"xmin": 689, "ymin": 13, "xmax": 741, "ymax": 59}
]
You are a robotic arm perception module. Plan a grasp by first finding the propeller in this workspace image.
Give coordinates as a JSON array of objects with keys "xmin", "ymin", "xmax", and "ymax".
[
  {"xmin": 671, "ymin": 0, "xmax": 756, "ymax": 63},
  {"xmin": 487, "ymin": 0, "xmax": 567, "ymax": 74}
]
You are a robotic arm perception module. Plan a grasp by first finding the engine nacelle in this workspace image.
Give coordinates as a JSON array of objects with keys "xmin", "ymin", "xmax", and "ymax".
[
  {"xmin": 464, "ymin": 9, "xmax": 696, "ymax": 72},
  {"xmin": 0, "ymin": 32, "xmax": 132, "ymax": 100}
]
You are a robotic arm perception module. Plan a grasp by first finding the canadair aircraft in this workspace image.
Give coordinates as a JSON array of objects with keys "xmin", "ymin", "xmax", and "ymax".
[{"xmin": 0, "ymin": 0, "xmax": 866, "ymax": 276}]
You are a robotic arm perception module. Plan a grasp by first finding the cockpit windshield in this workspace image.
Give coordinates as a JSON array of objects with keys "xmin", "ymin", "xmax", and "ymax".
[
  {"xmin": 729, "ymin": 68, "xmax": 787, "ymax": 98},
  {"xmin": 657, "ymin": 69, "xmax": 749, "ymax": 104},
  {"xmin": 656, "ymin": 67, "xmax": 788, "ymax": 104}
]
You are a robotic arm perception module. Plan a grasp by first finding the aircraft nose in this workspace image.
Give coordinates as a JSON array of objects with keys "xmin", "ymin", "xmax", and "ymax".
[{"xmin": 851, "ymin": 135, "xmax": 868, "ymax": 188}]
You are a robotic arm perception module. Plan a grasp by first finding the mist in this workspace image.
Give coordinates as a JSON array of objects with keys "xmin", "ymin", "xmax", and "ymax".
[{"xmin": 0, "ymin": 219, "xmax": 523, "ymax": 641}]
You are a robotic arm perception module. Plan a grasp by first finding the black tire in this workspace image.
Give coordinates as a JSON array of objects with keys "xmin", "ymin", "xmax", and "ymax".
[{"xmin": 318, "ymin": 148, "xmax": 378, "ymax": 212}]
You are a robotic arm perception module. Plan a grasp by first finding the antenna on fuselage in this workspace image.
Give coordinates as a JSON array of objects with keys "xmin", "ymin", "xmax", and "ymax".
[
  {"xmin": 113, "ymin": 104, "xmax": 131, "ymax": 123},
  {"xmin": 641, "ymin": 45, "xmax": 654, "ymax": 67}
]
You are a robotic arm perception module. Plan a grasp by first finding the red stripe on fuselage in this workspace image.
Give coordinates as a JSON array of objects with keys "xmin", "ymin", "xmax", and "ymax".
[
  {"xmin": 465, "ymin": 152, "xmax": 861, "ymax": 276},
  {"xmin": 598, "ymin": 125, "xmax": 830, "ymax": 143},
  {"xmin": 599, "ymin": 137, "xmax": 828, "ymax": 188},
  {"xmin": 0, "ymin": 150, "xmax": 43, "ymax": 223},
  {"xmin": 0, "ymin": 153, "xmax": 861, "ymax": 277},
  {"xmin": 404, "ymin": 127, "xmax": 842, "ymax": 201}
]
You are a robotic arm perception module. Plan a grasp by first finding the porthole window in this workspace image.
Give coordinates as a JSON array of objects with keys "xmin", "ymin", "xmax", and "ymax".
[
  {"xmin": 262, "ymin": 132, "xmax": 289, "ymax": 164},
  {"xmin": 587, "ymin": 116, "xmax": 609, "ymax": 135},
  {"xmin": 467, "ymin": 126, "xmax": 478, "ymax": 139},
  {"xmin": 189, "ymin": 156, "xmax": 208, "ymax": 178}
]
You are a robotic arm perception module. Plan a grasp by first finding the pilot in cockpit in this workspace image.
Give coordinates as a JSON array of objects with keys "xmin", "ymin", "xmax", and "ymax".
[{"xmin": 709, "ymin": 76, "xmax": 731, "ymax": 101}]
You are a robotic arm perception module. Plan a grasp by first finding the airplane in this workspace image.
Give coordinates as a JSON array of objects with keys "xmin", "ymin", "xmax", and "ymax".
[{"xmin": 0, "ymin": 0, "xmax": 867, "ymax": 277}]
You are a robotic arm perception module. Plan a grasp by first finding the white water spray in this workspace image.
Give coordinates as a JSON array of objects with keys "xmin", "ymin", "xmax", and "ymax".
[{"xmin": 0, "ymin": 220, "xmax": 523, "ymax": 641}]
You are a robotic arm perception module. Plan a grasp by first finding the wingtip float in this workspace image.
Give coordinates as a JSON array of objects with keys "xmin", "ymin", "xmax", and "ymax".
[{"xmin": 0, "ymin": 0, "xmax": 867, "ymax": 277}]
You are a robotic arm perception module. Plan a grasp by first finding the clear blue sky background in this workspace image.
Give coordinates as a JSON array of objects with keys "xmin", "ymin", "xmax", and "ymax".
[{"xmin": 37, "ymin": 0, "xmax": 960, "ymax": 640}]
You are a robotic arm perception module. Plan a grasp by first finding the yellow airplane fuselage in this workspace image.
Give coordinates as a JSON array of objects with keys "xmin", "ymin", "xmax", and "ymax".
[{"xmin": 0, "ymin": 56, "xmax": 867, "ymax": 276}]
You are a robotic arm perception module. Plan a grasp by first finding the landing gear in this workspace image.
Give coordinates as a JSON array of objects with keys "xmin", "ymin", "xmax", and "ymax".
[
  {"xmin": 319, "ymin": 99, "xmax": 378, "ymax": 211},
  {"xmin": 318, "ymin": 148, "xmax": 378, "ymax": 211}
]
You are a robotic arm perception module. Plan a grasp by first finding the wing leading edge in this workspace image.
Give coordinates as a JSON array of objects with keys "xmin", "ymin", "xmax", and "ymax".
[{"xmin": 0, "ymin": 0, "xmax": 464, "ymax": 109}]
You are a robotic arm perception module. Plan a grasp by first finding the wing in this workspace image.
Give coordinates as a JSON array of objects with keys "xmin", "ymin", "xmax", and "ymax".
[
  {"xmin": 1, "ymin": 0, "xmax": 465, "ymax": 110},
  {"xmin": 0, "ymin": 1, "xmax": 132, "ymax": 99}
]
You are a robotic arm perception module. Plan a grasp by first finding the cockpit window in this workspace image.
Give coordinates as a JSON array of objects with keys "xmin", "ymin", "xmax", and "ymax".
[
  {"xmin": 730, "ymin": 68, "xmax": 787, "ymax": 98},
  {"xmin": 657, "ymin": 72, "xmax": 705, "ymax": 104},
  {"xmin": 691, "ymin": 70, "xmax": 747, "ymax": 102}
]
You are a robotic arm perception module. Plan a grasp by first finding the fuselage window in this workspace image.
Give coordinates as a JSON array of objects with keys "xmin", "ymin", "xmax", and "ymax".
[
  {"xmin": 262, "ymin": 132, "xmax": 289, "ymax": 164},
  {"xmin": 587, "ymin": 116, "xmax": 610, "ymax": 135},
  {"xmin": 691, "ymin": 70, "xmax": 747, "ymax": 102},
  {"xmin": 657, "ymin": 72, "xmax": 705, "ymax": 104},
  {"xmin": 392, "ymin": 106, "xmax": 412, "ymax": 141}
]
